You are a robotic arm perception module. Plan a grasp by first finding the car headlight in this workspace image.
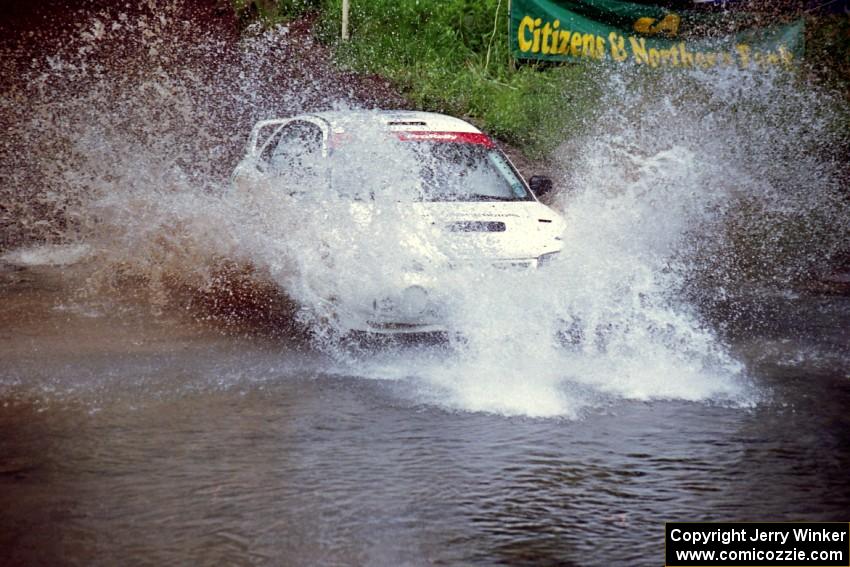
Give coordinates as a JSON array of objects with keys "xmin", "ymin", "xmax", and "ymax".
[{"xmin": 538, "ymin": 251, "xmax": 560, "ymax": 266}]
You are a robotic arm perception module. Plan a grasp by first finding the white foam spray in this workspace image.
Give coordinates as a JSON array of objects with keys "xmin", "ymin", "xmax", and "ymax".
[{"xmin": 3, "ymin": 4, "xmax": 848, "ymax": 417}]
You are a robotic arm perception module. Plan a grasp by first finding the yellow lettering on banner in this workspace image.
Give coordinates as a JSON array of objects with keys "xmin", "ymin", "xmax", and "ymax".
[
  {"xmin": 699, "ymin": 50, "xmax": 715, "ymax": 67},
  {"xmin": 658, "ymin": 47, "xmax": 679, "ymax": 67},
  {"xmin": 633, "ymin": 13, "xmax": 680, "ymax": 36},
  {"xmin": 549, "ymin": 20, "xmax": 561, "ymax": 54},
  {"xmin": 679, "ymin": 42, "xmax": 694, "ymax": 67},
  {"xmin": 634, "ymin": 17, "xmax": 654, "ymax": 34},
  {"xmin": 532, "ymin": 18, "xmax": 543, "ymax": 52},
  {"xmin": 629, "ymin": 36, "xmax": 649, "ymax": 65},
  {"xmin": 518, "ymin": 16, "xmax": 534, "ymax": 52},
  {"xmin": 558, "ymin": 30, "xmax": 571, "ymax": 54},
  {"xmin": 517, "ymin": 14, "xmax": 795, "ymax": 71},
  {"xmin": 609, "ymin": 32, "xmax": 628, "ymax": 62},
  {"xmin": 736, "ymin": 44, "xmax": 751, "ymax": 67},
  {"xmin": 570, "ymin": 32, "xmax": 583, "ymax": 57},
  {"xmin": 654, "ymin": 14, "xmax": 680, "ymax": 36},
  {"xmin": 582, "ymin": 33, "xmax": 596, "ymax": 58},
  {"xmin": 541, "ymin": 23, "xmax": 552, "ymax": 54},
  {"xmin": 778, "ymin": 46, "xmax": 793, "ymax": 67},
  {"xmin": 648, "ymin": 47, "xmax": 660, "ymax": 67}
]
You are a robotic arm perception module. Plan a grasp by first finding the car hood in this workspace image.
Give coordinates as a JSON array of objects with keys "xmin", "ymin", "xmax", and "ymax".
[{"xmin": 349, "ymin": 200, "xmax": 565, "ymax": 263}]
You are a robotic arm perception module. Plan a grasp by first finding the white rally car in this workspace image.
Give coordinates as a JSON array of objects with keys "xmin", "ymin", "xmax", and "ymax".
[{"xmin": 232, "ymin": 110, "xmax": 565, "ymax": 334}]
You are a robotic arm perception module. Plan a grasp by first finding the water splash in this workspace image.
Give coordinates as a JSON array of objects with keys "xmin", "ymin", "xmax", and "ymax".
[{"xmin": 3, "ymin": 3, "xmax": 848, "ymax": 417}]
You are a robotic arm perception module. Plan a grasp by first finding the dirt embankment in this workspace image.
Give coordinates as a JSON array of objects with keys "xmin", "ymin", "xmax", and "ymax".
[
  {"xmin": 1, "ymin": 0, "xmax": 405, "ymax": 101},
  {"xmin": 1, "ymin": 1, "xmax": 416, "ymax": 251}
]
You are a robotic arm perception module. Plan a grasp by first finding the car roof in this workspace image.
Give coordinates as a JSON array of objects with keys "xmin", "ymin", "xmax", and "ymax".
[{"xmin": 300, "ymin": 110, "xmax": 483, "ymax": 134}]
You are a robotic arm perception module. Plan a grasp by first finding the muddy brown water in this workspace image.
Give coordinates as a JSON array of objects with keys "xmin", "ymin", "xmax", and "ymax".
[{"xmin": 1, "ymin": 263, "xmax": 848, "ymax": 566}]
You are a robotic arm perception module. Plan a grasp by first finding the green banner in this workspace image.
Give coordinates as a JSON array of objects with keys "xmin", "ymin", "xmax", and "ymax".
[{"xmin": 509, "ymin": 0, "xmax": 804, "ymax": 69}]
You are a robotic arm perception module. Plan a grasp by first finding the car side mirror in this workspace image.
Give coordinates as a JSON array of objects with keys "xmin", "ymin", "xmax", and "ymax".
[{"xmin": 529, "ymin": 175, "xmax": 553, "ymax": 198}]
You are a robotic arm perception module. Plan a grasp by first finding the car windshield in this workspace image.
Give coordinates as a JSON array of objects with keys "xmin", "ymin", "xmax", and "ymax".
[
  {"xmin": 410, "ymin": 142, "xmax": 531, "ymax": 202},
  {"xmin": 329, "ymin": 140, "xmax": 532, "ymax": 202}
]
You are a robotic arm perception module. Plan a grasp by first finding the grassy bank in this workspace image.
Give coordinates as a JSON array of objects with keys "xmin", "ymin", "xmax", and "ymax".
[{"xmin": 233, "ymin": 0, "xmax": 850, "ymax": 159}]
